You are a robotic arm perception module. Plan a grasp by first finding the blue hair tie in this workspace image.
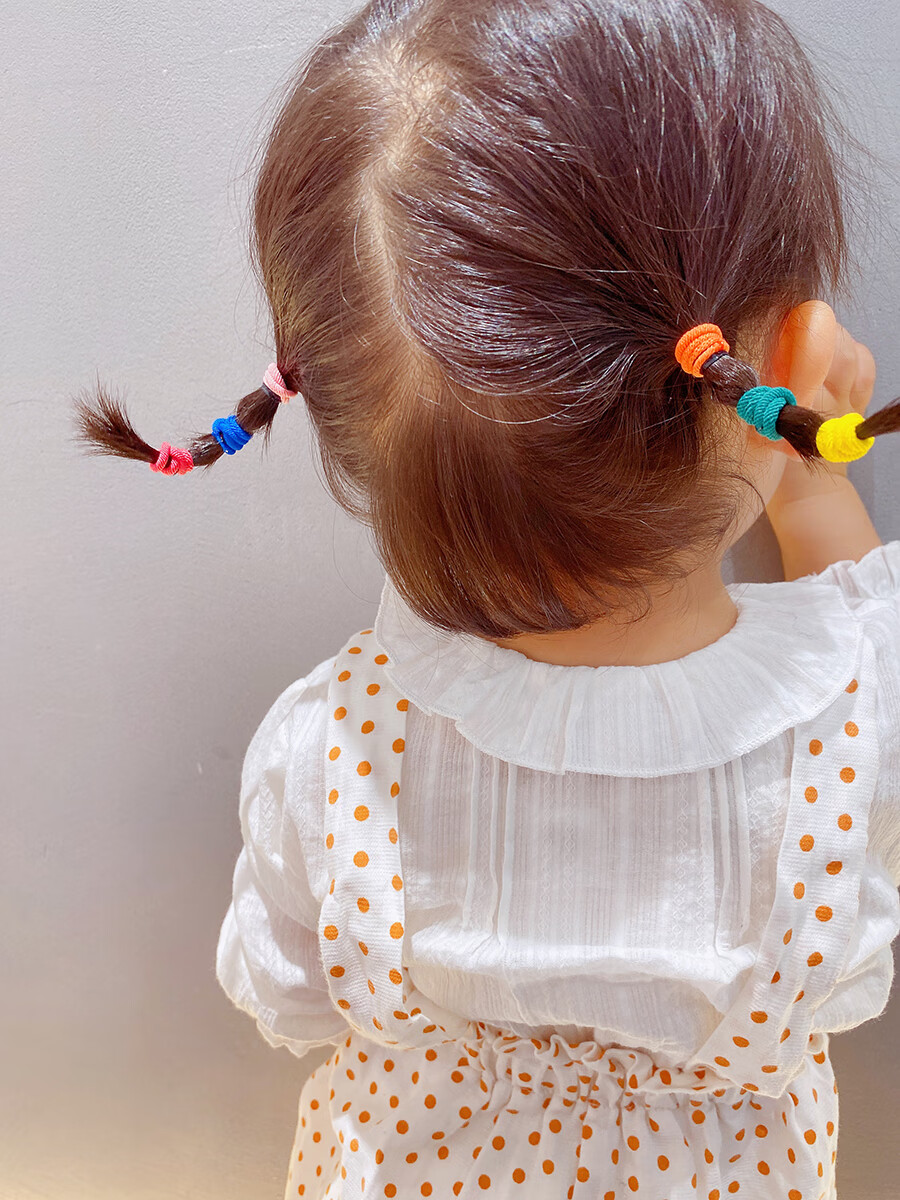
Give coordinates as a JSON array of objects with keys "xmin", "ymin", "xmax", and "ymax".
[
  {"xmin": 736, "ymin": 385, "xmax": 797, "ymax": 441},
  {"xmin": 212, "ymin": 415, "xmax": 252, "ymax": 455}
]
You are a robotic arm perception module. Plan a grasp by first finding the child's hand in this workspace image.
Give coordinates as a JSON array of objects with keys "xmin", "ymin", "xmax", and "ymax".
[
  {"xmin": 763, "ymin": 315, "xmax": 882, "ymax": 578},
  {"xmin": 766, "ymin": 323, "xmax": 877, "ymax": 511}
]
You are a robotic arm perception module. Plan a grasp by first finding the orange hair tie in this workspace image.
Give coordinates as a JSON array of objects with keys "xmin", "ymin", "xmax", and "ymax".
[{"xmin": 675, "ymin": 324, "xmax": 731, "ymax": 378}]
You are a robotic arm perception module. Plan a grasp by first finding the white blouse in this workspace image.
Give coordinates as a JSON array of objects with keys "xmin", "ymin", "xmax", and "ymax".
[{"xmin": 216, "ymin": 541, "xmax": 900, "ymax": 1065}]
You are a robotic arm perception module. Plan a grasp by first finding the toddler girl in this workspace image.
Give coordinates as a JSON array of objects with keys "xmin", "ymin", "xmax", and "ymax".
[{"xmin": 75, "ymin": 0, "xmax": 900, "ymax": 1196}]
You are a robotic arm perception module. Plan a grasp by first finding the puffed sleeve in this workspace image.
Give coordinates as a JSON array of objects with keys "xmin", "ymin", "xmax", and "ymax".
[
  {"xmin": 805, "ymin": 542, "xmax": 900, "ymax": 883},
  {"xmin": 800, "ymin": 540, "xmax": 900, "ymax": 603},
  {"xmin": 216, "ymin": 660, "xmax": 349, "ymax": 1055}
]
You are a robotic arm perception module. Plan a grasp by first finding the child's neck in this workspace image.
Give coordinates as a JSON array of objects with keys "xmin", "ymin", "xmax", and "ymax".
[{"xmin": 484, "ymin": 561, "xmax": 739, "ymax": 668}]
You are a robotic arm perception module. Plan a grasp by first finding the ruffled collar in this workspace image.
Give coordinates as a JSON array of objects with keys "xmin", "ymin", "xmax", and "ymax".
[{"xmin": 372, "ymin": 571, "xmax": 861, "ymax": 777}]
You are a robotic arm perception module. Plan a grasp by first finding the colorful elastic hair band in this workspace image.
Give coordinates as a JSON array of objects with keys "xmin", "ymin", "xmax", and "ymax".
[
  {"xmin": 150, "ymin": 443, "xmax": 194, "ymax": 475},
  {"xmin": 816, "ymin": 412, "xmax": 876, "ymax": 463},
  {"xmin": 674, "ymin": 324, "xmax": 730, "ymax": 377},
  {"xmin": 676, "ymin": 325, "xmax": 795, "ymax": 441},
  {"xmin": 261, "ymin": 362, "xmax": 299, "ymax": 404},
  {"xmin": 213, "ymin": 363, "xmax": 298, "ymax": 454},
  {"xmin": 736, "ymin": 385, "xmax": 797, "ymax": 442},
  {"xmin": 736, "ymin": 385, "xmax": 874, "ymax": 461},
  {"xmin": 212, "ymin": 414, "xmax": 252, "ymax": 455}
]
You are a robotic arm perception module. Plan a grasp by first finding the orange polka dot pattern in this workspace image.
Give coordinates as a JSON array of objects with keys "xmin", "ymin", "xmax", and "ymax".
[
  {"xmin": 318, "ymin": 631, "xmax": 472, "ymax": 1051},
  {"xmin": 285, "ymin": 1026, "xmax": 841, "ymax": 1199},
  {"xmin": 282, "ymin": 634, "xmax": 878, "ymax": 1199},
  {"xmin": 686, "ymin": 657, "xmax": 877, "ymax": 1110}
]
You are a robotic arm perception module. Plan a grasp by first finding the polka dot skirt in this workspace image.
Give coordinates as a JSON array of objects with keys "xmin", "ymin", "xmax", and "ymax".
[{"xmin": 283, "ymin": 629, "xmax": 879, "ymax": 1199}]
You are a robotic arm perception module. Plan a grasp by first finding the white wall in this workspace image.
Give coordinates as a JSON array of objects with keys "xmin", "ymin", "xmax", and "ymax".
[{"xmin": 2, "ymin": 1, "xmax": 898, "ymax": 1196}]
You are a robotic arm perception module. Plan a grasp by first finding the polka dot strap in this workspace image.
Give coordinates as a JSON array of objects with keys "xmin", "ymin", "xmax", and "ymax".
[
  {"xmin": 318, "ymin": 629, "xmax": 475, "ymax": 1050},
  {"xmin": 688, "ymin": 637, "xmax": 879, "ymax": 1098}
]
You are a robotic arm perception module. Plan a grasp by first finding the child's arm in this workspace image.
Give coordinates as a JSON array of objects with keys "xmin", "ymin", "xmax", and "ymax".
[
  {"xmin": 216, "ymin": 674, "xmax": 350, "ymax": 1055},
  {"xmin": 765, "ymin": 322, "xmax": 883, "ymax": 582},
  {"xmin": 766, "ymin": 468, "xmax": 882, "ymax": 583}
]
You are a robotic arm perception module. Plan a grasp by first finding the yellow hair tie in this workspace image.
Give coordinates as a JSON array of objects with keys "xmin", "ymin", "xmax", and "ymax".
[{"xmin": 816, "ymin": 412, "xmax": 875, "ymax": 463}]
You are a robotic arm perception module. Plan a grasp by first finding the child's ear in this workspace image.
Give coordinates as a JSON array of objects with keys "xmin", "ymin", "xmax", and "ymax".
[
  {"xmin": 761, "ymin": 300, "xmax": 837, "ymax": 397},
  {"xmin": 756, "ymin": 300, "xmax": 838, "ymax": 463}
]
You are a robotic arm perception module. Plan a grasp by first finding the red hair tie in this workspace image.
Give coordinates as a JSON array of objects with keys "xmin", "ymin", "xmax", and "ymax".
[
  {"xmin": 675, "ymin": 324, "xmax": 730, "ymax": 377},
  {"xmin": 150, "ymin": 443, "xmax": 194, "ymax": 475}
]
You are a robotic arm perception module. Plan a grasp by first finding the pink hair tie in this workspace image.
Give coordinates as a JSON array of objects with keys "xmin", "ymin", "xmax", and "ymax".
[
  {"xmin": 150, "ymin": 442, "xmax": 194, "ymax": 475},
  {"xmin": 262, "ymin": 362, "xmax": 299, "ymax": 403}
]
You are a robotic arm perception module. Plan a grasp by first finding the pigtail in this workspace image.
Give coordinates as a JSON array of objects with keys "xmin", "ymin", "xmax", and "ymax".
[
  {"xmin": 72, "ymin": 363, "xmax": 301, "ymax": 476},
  {"xmin": 675, "ymin": 327, "xmax": 900, "ymax": 467},
  {"xmin": 701, "ymin": 351, "xmax": 900, "ymax": 465},
  {"xmin": 699, "ymin": 353, "xmax": 825, "ymax": 466}
]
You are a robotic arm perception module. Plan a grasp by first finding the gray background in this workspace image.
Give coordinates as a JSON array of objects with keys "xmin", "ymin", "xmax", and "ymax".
[{"xmin": 1, "ymin": 0, "xmax": 898, "ymax": 1196}]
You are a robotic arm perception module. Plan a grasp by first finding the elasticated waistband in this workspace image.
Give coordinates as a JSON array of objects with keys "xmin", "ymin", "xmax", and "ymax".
[{"xmin": 463, "ymin": 1022, "xmax": 771, "ymax": 1109}]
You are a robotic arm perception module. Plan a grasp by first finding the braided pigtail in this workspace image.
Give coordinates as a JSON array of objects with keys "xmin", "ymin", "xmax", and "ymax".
[
  {"xmin": 73, "ymin": 363, "xmax": 301, "ymax": 476},
  {"xmin": 676, "ymin": 325, "xmax": 900, "ymax": 466}
]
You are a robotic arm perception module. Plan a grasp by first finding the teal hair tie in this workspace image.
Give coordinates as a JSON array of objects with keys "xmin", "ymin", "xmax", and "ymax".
[{"xmin": 736, "ymin": 385, "xmax": 797, "ymax": 441}]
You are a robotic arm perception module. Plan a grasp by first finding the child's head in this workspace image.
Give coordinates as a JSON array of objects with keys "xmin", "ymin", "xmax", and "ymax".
[{"xmin": 75, "ymin": 0, "xmax": 900, "ymax": 640}]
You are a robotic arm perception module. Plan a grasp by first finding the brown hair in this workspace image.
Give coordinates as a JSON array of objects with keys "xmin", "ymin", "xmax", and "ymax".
[{"xmin": 73, "ymin": 0, "xmax": 900, "ymax": 639}]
